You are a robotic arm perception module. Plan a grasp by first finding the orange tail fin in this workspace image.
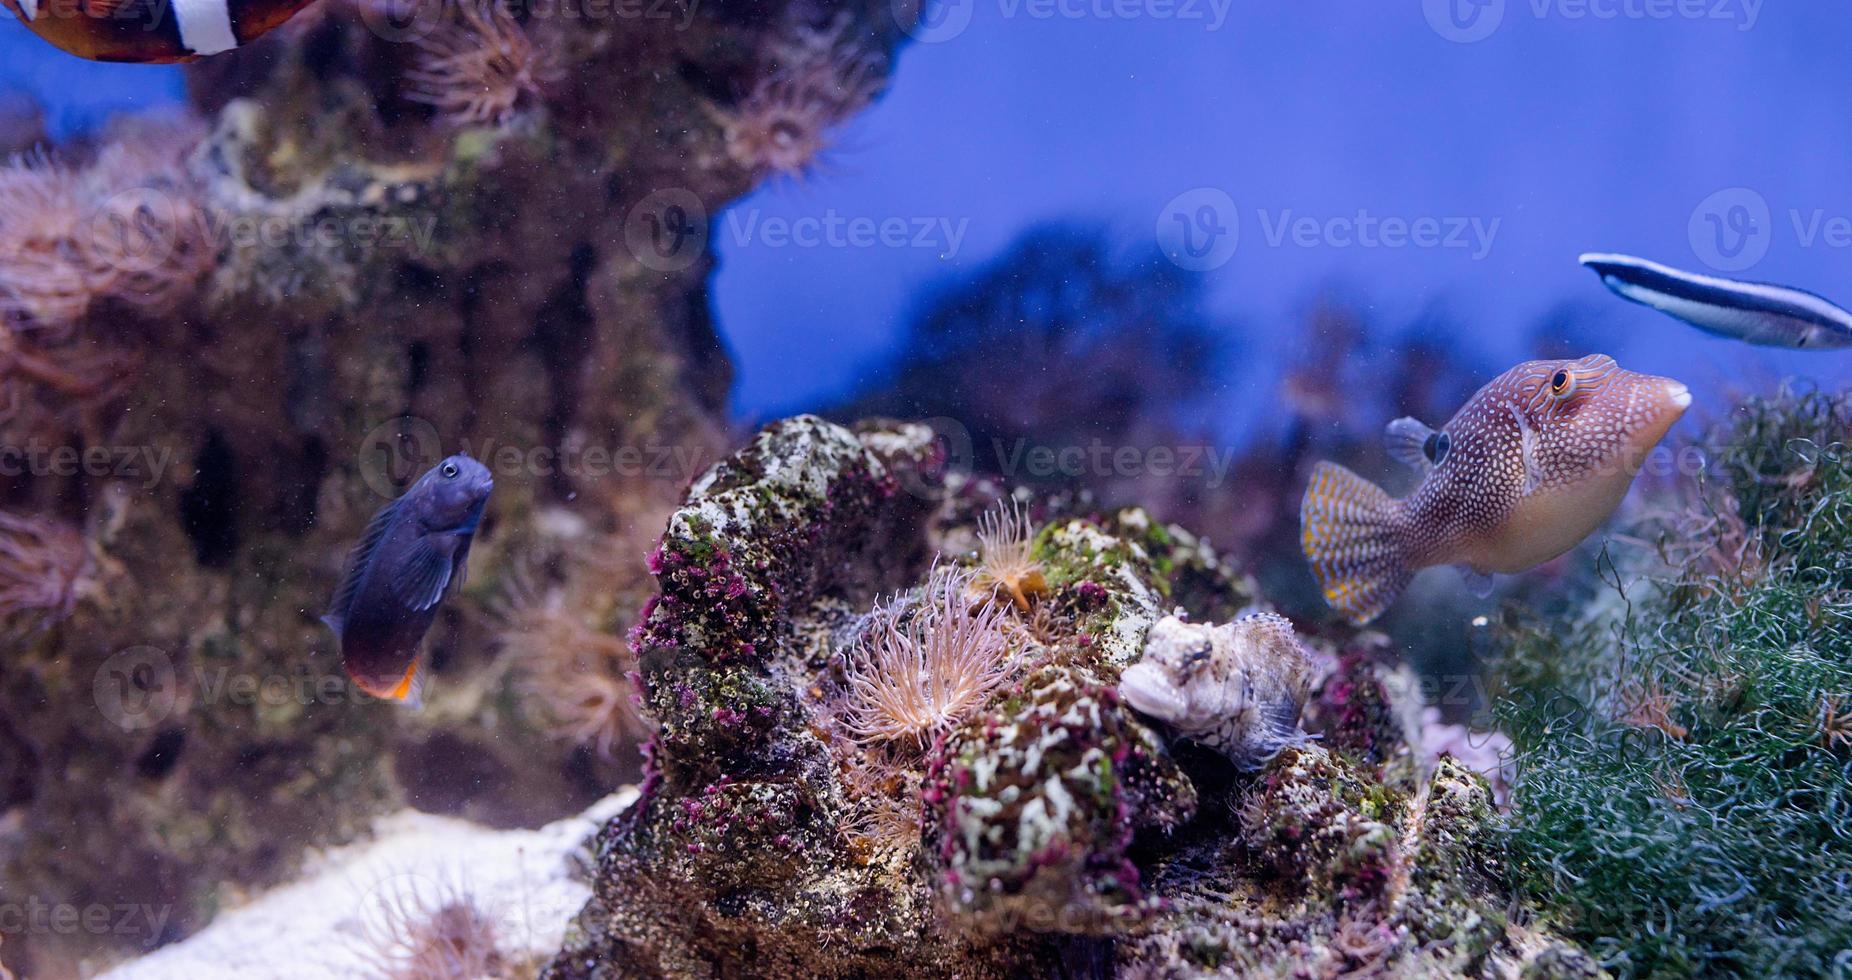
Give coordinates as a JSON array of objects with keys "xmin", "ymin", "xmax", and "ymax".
[{"xmin": 1300, "ymin": 462, "xmax": 1413, "ymax": 625}]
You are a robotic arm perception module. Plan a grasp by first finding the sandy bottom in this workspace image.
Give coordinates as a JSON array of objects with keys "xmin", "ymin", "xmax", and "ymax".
[{"xmin": 102, "ymin": 790, "xmax": 637, "ymax": 979}]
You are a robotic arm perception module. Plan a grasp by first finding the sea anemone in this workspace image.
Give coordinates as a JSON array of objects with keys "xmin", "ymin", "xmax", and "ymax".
[
  {"xmin": 0, "ymin": 153, "xmax": 93, "ymax": 329},
  {"xmin": 0, "ymin": 133, "xmax": 203, "ymax": 440},
  {"xmin": 0, "ymin": 510, "xmax": 100, "ymax": 633},
  {"xmin": 80, "ymin": 137, "xmax": 216, "ymax": 318},
  {"xmin": 0, "ymin": 119, "xmax": 211, "ymax": 331},
  {"xmin": 970, "ymin": 498, "xmax": 1048, "ymax": 611},
  {"xmin": 405, "ymin": 0, "xmax": 561, "ymax": 128},
  {"xmin": 1329, "ymin": 914, "xmax": 1398, "ymax": 974},
  {"xmin": 351, "ymin": 874, "xmax": 508, "ymax": 980},
  {"xmin": 0, "ymin": 256, "xmax": 138, "ymax": 440},
  {"xmin": 835, "ymin": 754, "xmax": 924, "ymax": 860},
  {"xmin": 714, "ymin": 16, "xmax": 884, "ymax": 179},
  {"xmin": 0, "ymin": 340, "xmax": 136, "ymax": 448},
  {"xmin": 840, "ymin": 569, "xmax": 1014, "ymax": 749},
  {"xmin": 501, "ymin": 552, "xmax": 653, "ymax": 760},
  {"xmin": 0, "ymin": 318, "xmax": 132, "ymax": 400},
  {"xmin": 510, "ymin": 606, "xmax": 651, "ymax": 760}
]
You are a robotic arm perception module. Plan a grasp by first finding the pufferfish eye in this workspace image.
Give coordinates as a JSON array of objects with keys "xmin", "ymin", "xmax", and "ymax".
[
  {"xmin": 1423, "ymin": 431, "xmax": 1452, "ymax": 464},
  {"xmin": 441, "ymin": 462, "xmax": 460, "ymax": 479},
  {"xmin": 1549, "ymin": 369, "xmax": 1578, "ymax": 398}
]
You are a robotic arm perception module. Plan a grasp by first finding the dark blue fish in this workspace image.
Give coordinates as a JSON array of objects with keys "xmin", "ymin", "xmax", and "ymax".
[
  {"xmin": 323, "ymin": 454, "xmax": 493, "ymax": 703},
  {"xmin": 1580, "ymin": 252, "xmax": 1852, "ymax": 350}
]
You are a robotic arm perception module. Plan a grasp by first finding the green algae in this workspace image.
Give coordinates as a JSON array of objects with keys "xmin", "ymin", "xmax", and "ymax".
[{"xmin": 1494, "ymin": 388, "xmax": 1852, "ymax": 978}]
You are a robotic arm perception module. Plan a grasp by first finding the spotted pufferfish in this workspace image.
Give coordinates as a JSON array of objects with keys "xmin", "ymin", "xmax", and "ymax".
[{"xmin": 1300, "ymin": 353, "xmax": 1692, "ymax": 625}]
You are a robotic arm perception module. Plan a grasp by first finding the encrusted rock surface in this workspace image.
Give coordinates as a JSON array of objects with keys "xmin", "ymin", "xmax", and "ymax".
[
  {"xmin": 924, "ymin": 661, "xmax": 1196, "ymax": 937},
  {"xmin": 1117, "ymin": 745, "xmax": 1594, "ymax": 978},
  {"xmin": 546, "ymin": 415, "xmax": 1588, "ymax": 978},
  {"xmin": 0, "ymin": 1, "xmax": 907, "ymax": 973}
]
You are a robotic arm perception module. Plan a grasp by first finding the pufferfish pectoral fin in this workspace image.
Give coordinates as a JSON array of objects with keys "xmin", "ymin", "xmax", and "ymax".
[
  {"xmin": 1456, "ymin": 565, "xmax": 1496, "ymax": 598},
  {"xmin": 1384, "ymin": 417, "xmax": 1438, "ymax": 472}
]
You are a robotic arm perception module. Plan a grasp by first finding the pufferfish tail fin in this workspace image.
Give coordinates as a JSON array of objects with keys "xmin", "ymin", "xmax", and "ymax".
[{"xmin": 1300, "ymin": 462, "xmax": 1413, "ymax": 625}]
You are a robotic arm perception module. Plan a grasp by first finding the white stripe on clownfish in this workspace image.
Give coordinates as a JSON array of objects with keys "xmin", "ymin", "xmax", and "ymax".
[
  {"xmin": 19, "ymin": 0, "xmax": 38, "ymax": 21},
  {"xmin": 173, "ymin": 0, "xmax": 238, "ymax": 55}
]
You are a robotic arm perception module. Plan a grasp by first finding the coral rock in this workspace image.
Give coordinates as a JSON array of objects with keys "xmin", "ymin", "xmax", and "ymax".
[
  {"xmin": 925, "ymin": 663, "xmax": 1197, "ymax": 935},
  {"xmin": 545, "ymin": 416, "xmax": 1580, "ymax": 978},
  {"xmin": 1119, "ymin": 744, "xmax": 1592, "ymax": 977}
]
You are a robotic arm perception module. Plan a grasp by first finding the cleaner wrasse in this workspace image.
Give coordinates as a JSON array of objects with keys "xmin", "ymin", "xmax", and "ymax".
[
  {"xmin": 1581, "ymin": 252, "xmax": 1852, "ymax": 351},
  {"xmin": 1301, "ymin": 354, "xmax": 1691, "ymax": 625},
  {"xmin": 0, "ymin": 0, "xmax": 318, "ymax": 63}
]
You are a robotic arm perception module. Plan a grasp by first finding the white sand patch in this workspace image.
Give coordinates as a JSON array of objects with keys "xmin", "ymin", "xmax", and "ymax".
[{"xmin": 101, "ymin": 790, "xmax": 635, "ymax": 979}]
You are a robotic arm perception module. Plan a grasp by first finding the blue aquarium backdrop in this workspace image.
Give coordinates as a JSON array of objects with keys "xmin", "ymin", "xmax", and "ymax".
[{"xmin": 12, "ymin": 5, "xmax": 1851, "ymax": 417}]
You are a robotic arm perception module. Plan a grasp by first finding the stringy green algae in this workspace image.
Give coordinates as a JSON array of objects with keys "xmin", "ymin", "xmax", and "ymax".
[{"xmin": 1493, "ymin": 388, "xmax": 1852, "ymax": 978}]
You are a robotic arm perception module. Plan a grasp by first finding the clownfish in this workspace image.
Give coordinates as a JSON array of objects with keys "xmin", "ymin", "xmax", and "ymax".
[
  {"xmin": 323, "ymin": 454, "xmax": 492, "ymax": 704},
  {"xmin": 0, "ymin": 0, "xmax": 317, "ymax": 63},
  {"xmin": 1301, "ymin": 354, "xmax": 1691, "ymax": 624}
]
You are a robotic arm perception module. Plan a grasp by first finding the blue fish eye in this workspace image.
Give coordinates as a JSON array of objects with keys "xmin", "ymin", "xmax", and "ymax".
[{"xmin": 441, "ymin": 462, "xmax": 459, "ymax": 479}]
